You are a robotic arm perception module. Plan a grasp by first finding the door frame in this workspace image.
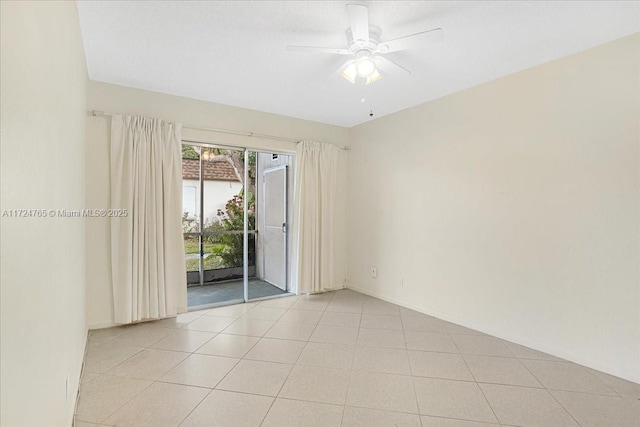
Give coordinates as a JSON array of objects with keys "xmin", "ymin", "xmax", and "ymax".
[{"xmin": 182, "ymin": 141, "xmax": 295, "ymax": 309}]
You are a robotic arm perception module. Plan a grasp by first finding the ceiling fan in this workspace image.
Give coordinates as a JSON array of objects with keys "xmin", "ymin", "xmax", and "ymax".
[{"xmin": 286, "ymin": 4, "xmax": 444, "ymax": 85}]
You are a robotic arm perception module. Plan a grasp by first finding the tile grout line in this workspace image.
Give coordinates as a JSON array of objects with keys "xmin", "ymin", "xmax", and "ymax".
[
  {"xmin": 341, "ymin": 298, "xmax": 366, "ymax": 423},
  {"xmin": 582, "ymin": 366, "xmax": 622, "ymax": 398},
  {"xmin": 179, "ymin": 298, "xmax": 295, "ymax": 426},
  {"xmin": 175, "ymin": 387, "xmax": 214, "ymax": 427},
  {"xmin": 519, "ymin": 358, "xmax": 624, "ymax": 399},
  {"xmin": 546, "ymin": 395, "xmax": 586, "ymax": 426},
  {"xmin": 85, "ymin": 303, "xmax": 266, "ymax": 425},
  {"xmin": 400, "ymin": 310, "xmax": 422, "ymax": 427},
  {"xmin": 87, "ymin": 376, "xmax": 156, "ymax": 425},
  {"xmin": 339, "ymin": 403, "xmax": 347, "ymax": 427},
  {"xmin": 171, "ymin": 327, "xmax": 253, "ymax": 425},
  {"xmin": 329, "ymin": 290, "xmax": 349, "ymax": 427},
  {"xmin": 102, "ymin": 332, "xmax": 198, "ymax": 424},
  {"xmin": 343, "ymin": 401, "xmax": 508, "ymax": 424},
  {"xmin": 258, "ymin": 292, "xmax": 333, "ymax": 426},
  {"xmin": 452, "ymin": 333, "xmax": 504, "ymax": 426},
  {"xmin": 406, "ymin": 327, "xmax": 425, "ymax": 426},
  {"xmin": 86, "ymin": 293, "xmax": 329, "ymax": 424},
  {"xmin": 322, "ymin": 290, "xmax": 350, "ymax": 427},
  {"xmin": 518, "ymin": 359, "xmax": 585, "ymax": 427}
]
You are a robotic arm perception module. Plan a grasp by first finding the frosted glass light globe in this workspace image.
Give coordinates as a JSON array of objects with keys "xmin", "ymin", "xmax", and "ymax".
[{"xmin": 356, "ymin": 57, "xmax": 375, "ymax": 77}]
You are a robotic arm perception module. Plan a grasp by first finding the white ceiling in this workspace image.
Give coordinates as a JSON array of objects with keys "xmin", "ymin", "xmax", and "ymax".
[{"xmin": 76, "ymin": 1, "xmax": 640, "ymax": 127}]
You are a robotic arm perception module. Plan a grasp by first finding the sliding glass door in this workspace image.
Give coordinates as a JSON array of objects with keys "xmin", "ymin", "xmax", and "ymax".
[{"xmin": 182, "ymin": 144, "xmax": 294, "ymax": 309}]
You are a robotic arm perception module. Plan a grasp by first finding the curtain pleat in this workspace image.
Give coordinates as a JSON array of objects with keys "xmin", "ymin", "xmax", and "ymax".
[
  {"xmin": 110, "ymin": 115, "xmax": 187, "ymax": 324},
  {"xmin": 293, "ymin": 140, "xmax": 339, "ymax": 294}
]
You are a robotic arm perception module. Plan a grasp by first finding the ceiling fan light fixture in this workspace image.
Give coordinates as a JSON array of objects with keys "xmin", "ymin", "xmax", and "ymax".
[
  {"xmin": 286, "ymin": 4, "xmax": 441, "ymax": 88},
  {"xmin": 340, "ymin": 62, "xmax": 358, "ymax": 84},
  {"xmin": 365, "ymin": 69, "xmax": 383, "ymax": 85},
  {"xmin": 356, "ymin": 56, "xmax": 376, "ymax": 77}
]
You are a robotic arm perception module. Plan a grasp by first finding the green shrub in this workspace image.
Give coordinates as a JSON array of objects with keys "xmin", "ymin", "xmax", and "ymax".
[{"xmin": 204, "ymin": 190, "xmax": 256, "ymax": 268}]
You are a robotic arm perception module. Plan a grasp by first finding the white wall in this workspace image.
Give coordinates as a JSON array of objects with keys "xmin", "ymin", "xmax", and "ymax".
[
  {"xmin": 0, "ymin": 2, "xmax": 88, "ymax": 425},
  {"xmin": 347, "ymin": 34, "xmax": 639, "ymax": 383},
  {"xmin": 86, "ymin": 82, "xmax": 349, "ymax": 328},
  {"xmin": 182, "ymin": 179, "xmax": 243, "ymax": 225}
]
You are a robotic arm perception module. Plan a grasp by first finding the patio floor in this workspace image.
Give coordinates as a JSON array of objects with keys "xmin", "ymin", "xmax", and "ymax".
[{"xmin": 187, "ymin": 278, "xmax": 288, "ymax": 308}]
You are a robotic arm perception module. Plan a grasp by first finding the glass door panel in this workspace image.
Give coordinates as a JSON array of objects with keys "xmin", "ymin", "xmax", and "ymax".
[
  {"xmin": 182, "ymin": 144, "xmax": 294, "ymax": 308},
  {"xmin": 182, "ymin": 144, "xmax": 246, "ymax": 309}
]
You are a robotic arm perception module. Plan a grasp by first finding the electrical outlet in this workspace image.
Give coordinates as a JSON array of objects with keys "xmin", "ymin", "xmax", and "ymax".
[
  {"xmin": 371, "ymin": 266, "xmax": 378, "ymax": 278},
  {"xmin": 399, "ymin": 277, "xmax": 404, "ymax": 287}
]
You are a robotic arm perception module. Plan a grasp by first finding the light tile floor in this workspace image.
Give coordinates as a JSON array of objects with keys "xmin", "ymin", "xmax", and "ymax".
[{"xmin": 77, "ymin": 290, "xmax": 640, "ymax": 427}]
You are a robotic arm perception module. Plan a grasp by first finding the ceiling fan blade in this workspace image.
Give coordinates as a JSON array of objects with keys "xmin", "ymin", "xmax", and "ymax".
[
  {"xmin": 346, "ymin": 4, "xmax": 369, "ymax": 45},
  {"xmin": 375, "ymin": 56, "xmax": 410, "ymax": 75},
  {"xmin": 379, "ymin": 28, "xmax": 444, "ymax": 53},
  {"xmin": 286, "ymin": 45, "xmax": 351, "ymax": 55}
]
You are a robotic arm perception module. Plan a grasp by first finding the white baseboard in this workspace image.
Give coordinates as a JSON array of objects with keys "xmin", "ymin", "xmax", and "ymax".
[
  {"xmin": 74, "ymin": 331, "xmax": 89, "ymax": 423},
  {"xmin": 88, "ymin": 320, "xmax": 117, "ymax": 330}
]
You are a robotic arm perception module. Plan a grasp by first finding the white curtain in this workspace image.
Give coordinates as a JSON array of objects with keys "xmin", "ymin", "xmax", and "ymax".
[
  {"xmin": 293, "ymin": 140, "xmax": 339, "ymax": 294},
  {"xmin": 110, "ymin": 115, "xmax": 187, "ymax": 324}
]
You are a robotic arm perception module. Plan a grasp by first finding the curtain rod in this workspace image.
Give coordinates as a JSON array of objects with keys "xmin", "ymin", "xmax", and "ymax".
[{"xmin": 90, "ymin": 110, "xmax": 348, "ymax": 150}]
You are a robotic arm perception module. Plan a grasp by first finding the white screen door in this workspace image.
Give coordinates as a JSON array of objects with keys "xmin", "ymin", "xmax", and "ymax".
[{"xmin": 263, "ymin": 165, "xmax": 288, "ymax": 291}]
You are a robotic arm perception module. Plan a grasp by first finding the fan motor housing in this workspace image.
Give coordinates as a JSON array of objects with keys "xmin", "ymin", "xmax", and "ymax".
[{"xmin": 346, "ymin": 25, "xmax": 382, "ymax": 53}]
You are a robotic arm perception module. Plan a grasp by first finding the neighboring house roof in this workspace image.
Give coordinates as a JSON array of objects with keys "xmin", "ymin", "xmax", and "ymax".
[{"xmin": 182, "ymin": 158, "xmax": 240, "ymax": 182}]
